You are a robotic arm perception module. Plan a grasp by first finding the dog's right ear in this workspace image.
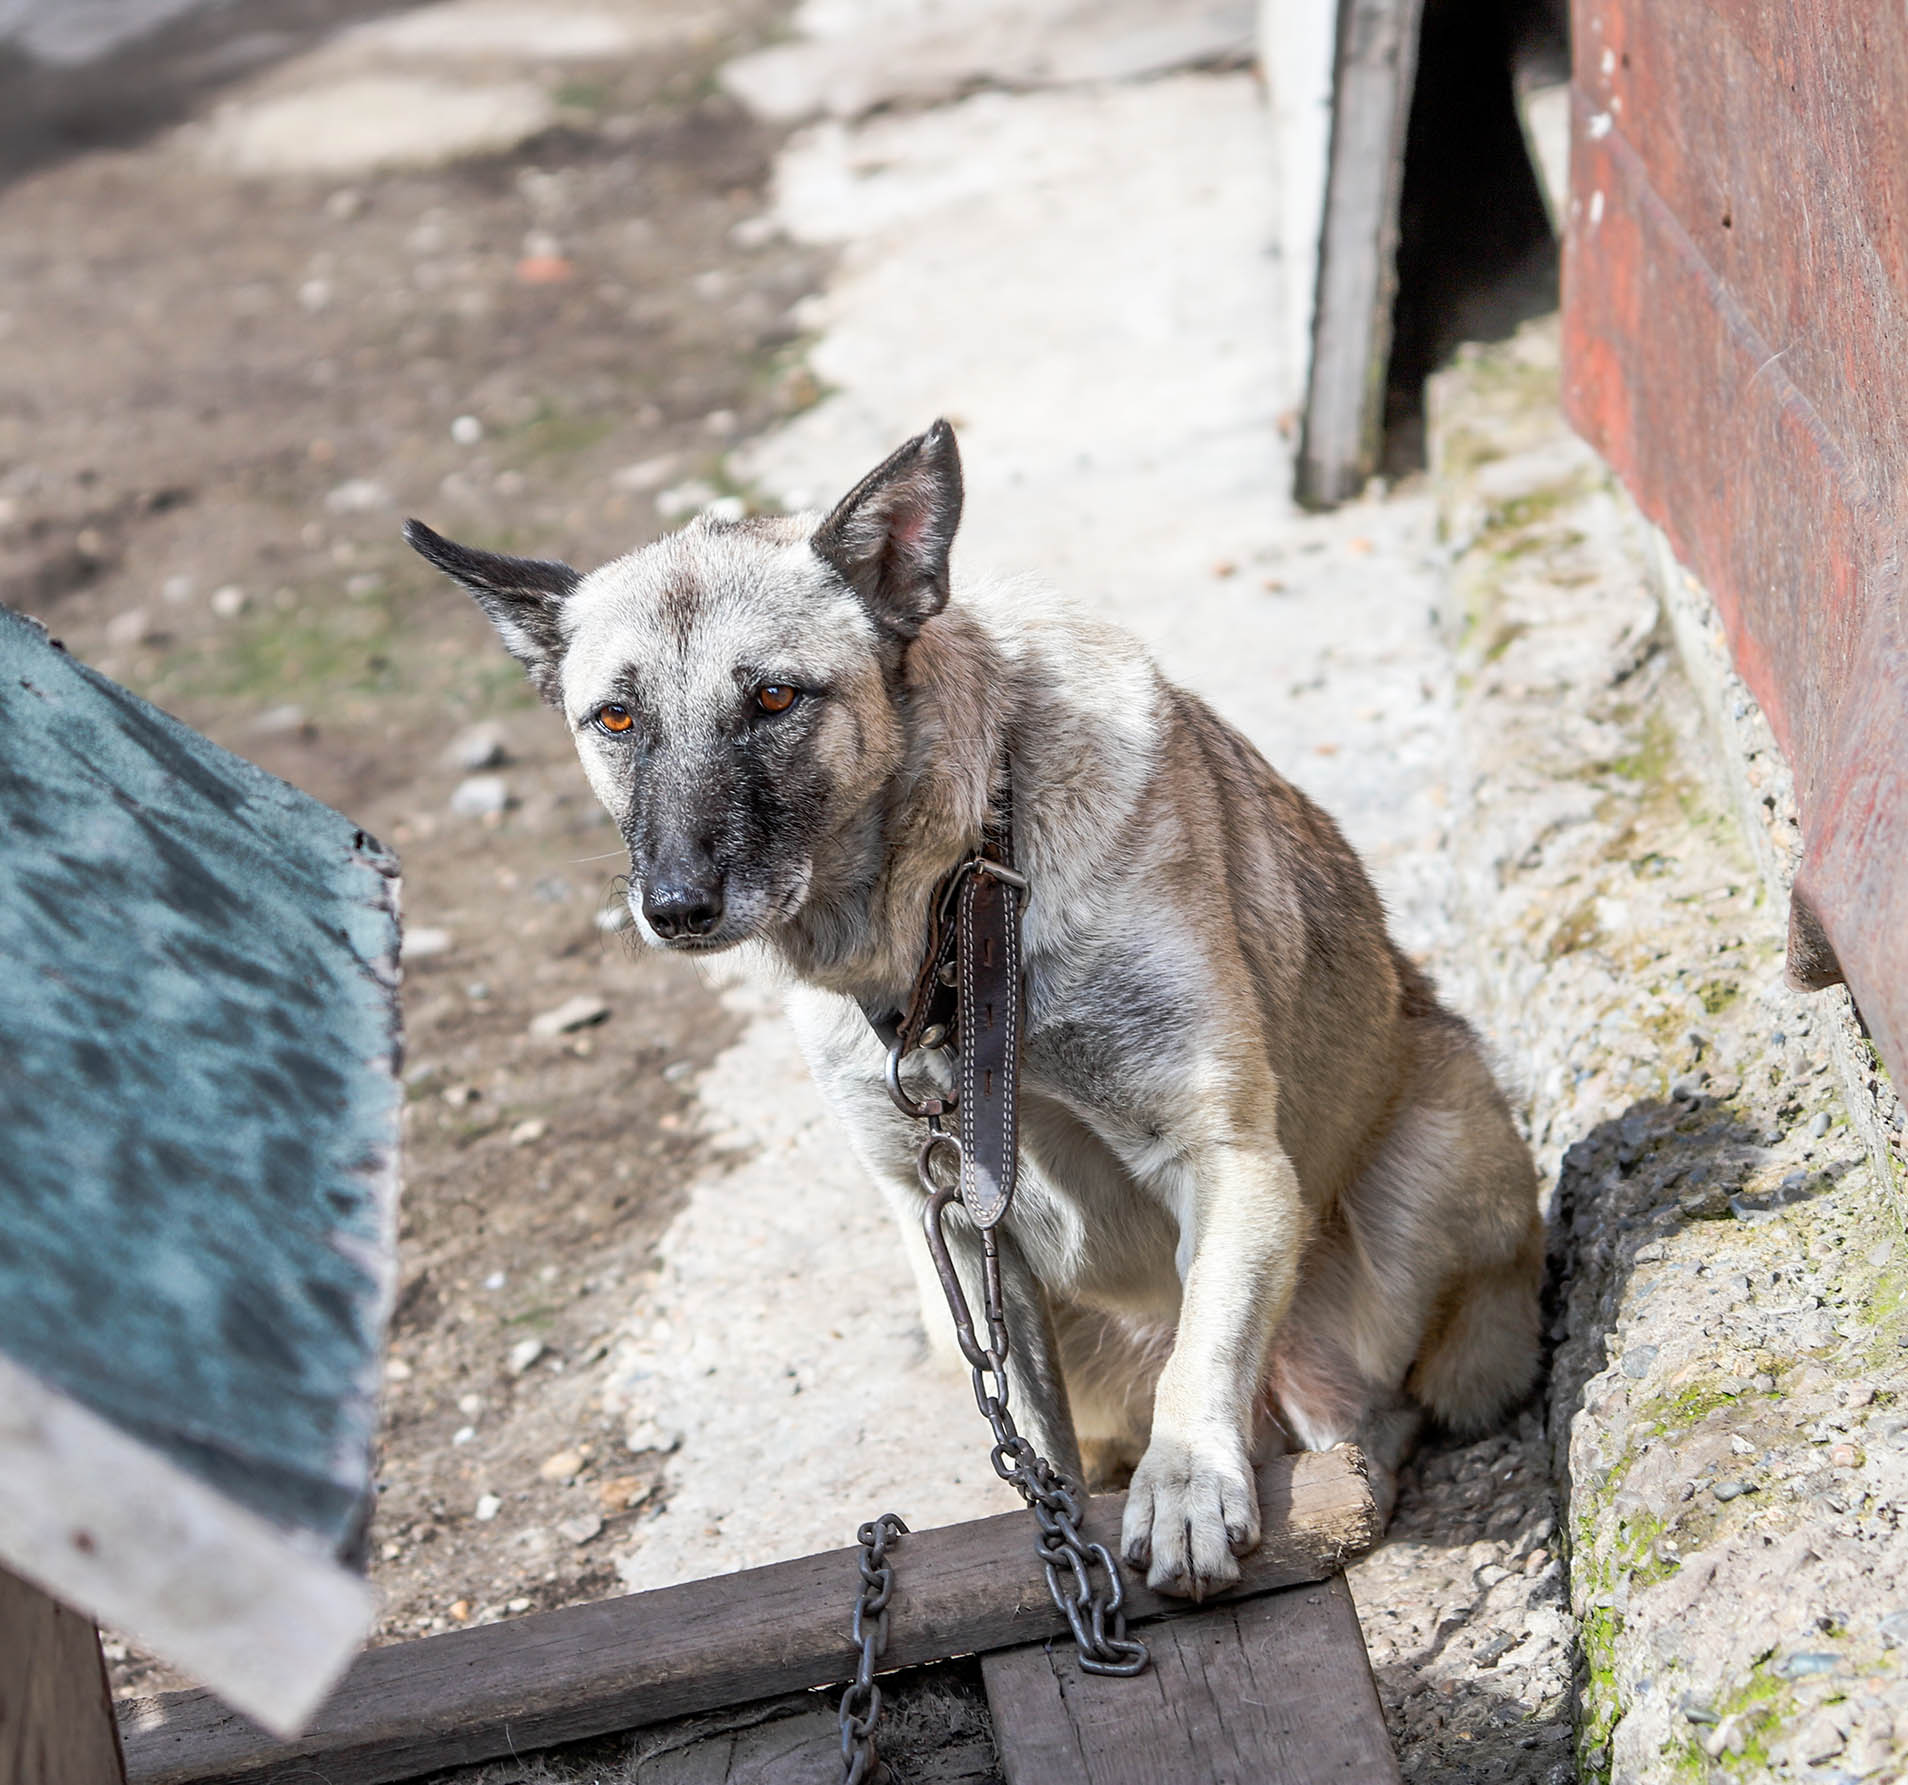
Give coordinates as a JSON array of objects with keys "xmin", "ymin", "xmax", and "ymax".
[
  {"xmin": 404, "ymin": 519, "xmax": 579, "ymax": 699},
  {"xmin": 812, "ymin": 419, "xmax": 963, "ymax": 640}
]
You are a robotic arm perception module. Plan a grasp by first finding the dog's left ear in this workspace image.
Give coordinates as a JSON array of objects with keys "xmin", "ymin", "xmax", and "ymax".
[
  {"xmin": 812, "ymin": 419, "xmax": 963, "ymax": 639},
  {"xmin": 404, "ymin": 519, "xmax": 579, "ymax": 700}
]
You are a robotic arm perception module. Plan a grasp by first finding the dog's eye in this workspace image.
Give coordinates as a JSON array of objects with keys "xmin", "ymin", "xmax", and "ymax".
[
  {"xmin": 755, "ymin": 685, "xmax": 798, "ymax": 715},
  {"xmin": 594, "ymin": 704, "xmax": 635, "ymax": 734}
]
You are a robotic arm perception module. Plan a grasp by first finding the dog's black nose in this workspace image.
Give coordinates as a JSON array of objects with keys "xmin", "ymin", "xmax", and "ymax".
[{"xmin": 643, "ymin": 879, "xmax": 724, "ymax": 940}]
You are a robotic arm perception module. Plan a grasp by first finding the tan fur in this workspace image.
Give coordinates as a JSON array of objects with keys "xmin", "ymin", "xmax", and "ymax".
[{"xmin": 413, "ymin": 424, "xmax": 1545, "ymax": 1600}]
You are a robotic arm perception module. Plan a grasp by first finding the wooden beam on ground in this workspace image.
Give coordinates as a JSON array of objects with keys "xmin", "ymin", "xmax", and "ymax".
[
  {"xmin": 1295, "ymin": 0, "xmax": 1425, "ymax": 508},
  {"xmin": 1, "ymin": 1564, "xmax": 128, "ymax": 1785},
  {"xmin": 980, "ymin": 1573, "xmax": 1399, "ymax": 1784},
  {"xmin": 120, "ymin": 1448, "xmax": 1377, "ymax": 1785}
]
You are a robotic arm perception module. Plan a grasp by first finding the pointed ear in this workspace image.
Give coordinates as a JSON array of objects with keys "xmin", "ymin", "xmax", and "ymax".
[
  {"xmin": 812, "ymin": 419, "xmax": 963, "ymax": 639},
  {"xmin": 404, "ymin": 519, "xmax": 579, "ymax": 699}
]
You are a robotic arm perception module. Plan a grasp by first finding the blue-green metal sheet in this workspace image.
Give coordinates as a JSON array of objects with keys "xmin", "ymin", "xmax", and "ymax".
[{"xmin": 0, "ymin": 607, "xmax": 402, "ymax": 1552}]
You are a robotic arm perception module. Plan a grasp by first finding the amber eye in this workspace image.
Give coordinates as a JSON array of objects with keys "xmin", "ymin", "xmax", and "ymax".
[
  {"xmin": 594, "ymin": 704, "xmax": 635, "ymax": 734},
  {"xmin": 755, "ymin": 684, "xmax": 797, "ymax": 715}
]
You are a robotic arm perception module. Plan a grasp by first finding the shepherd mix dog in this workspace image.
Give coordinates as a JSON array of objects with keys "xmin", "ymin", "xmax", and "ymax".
[{"xmin": 407, "ymin": 421, "xmax": 1543, "ymax": 1598}]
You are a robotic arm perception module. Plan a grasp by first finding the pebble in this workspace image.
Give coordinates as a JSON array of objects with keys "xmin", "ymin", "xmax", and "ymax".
[
  {"xmin": 250, "ymin": 704, "xmax": 308, "ymax": 738},
  {"xmin": 538, "ymin": 1448, "xmax": 585, "ymax": 1483},
  {"xmin": 529, "ymin": 994, "xmax": 609, "ymax": 1039},
  {"xmin": 452, "ymin": 1425, "xmax": 476, "ymax": 1445},
  {"xmin": 473, "ymin": 1494, "xmax": 502, "ymax": 1522},
  {"xmin": 209, "ymin": 584, "xmax": 248, "ymax": 618},
  {"xmin": 449, "ymin": 774, "xmax": 511, "ymax": 818},
  {"xmin": 506, "ymin": 1597, "xmax": 532, "ymax": 1614},
  {"xmin": 1621, "ymin": 1344, "xmax": 1658, "ymax": 1378},
  {"xmin": 450, "ymin": 414, "xmax": 485, "ymax": 445},
  {"xmin": 1879, "ymin": 1610, "xmax": 1908, "ymax": 1646},
  {"xmin": 105, "ymin": 607, "xmax": 155, "ymax": 647},
  {"xmin": 445, "ymin": 722, "xmax": 509, "ymax": 771},
  {"xmin": 449, "ymin": 1599, "xmax": 472, "ymax": 1620},
  {"xmin": 559, "ymin": 1513, "xmax": 605, "ymax": 1546},
  {"xmin": 1711, "ymin": 1479, "xmax": 1754, "ymax": 1501},
  {"xmin": 509, "ymin": 1118, "xmax": 550, "ymax": 1147},
  {"xmin": 625, "ymin": 1419, "xmax": 683, "ymax": 1456},
  {"xmin": 1774, "ymin": 1651, "xmax": 1843, "ymax": 1679},
  {"xmin": 610, "ymin": 454, "xmax": 678, "ymax": 493},
  {"xmin": 403, "ymin": 927, "xmax": 454, "ymax": 961},
  {"xmin": 457, "ymin": 1393, "xmax": 484, "ymax": 1417},
  {"xmin": 324, "ymin": 478, "xmax": 391, "ymax": 513},
  {"xmin": 1809, "ymin": 1110, "xmax": 1833, "ymax": 1136},
  {"xmin": 507, "ymin": 1338, "xmax": 547, "ymax": 1375}
]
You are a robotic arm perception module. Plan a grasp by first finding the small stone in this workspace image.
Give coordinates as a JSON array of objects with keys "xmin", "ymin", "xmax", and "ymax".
[
  {"xmin": 1671, "ymin": 1071, "xmax": 1707, "ymax": 1101},
  {"xmin": 538, "ymin": 1448, "xmax": 585, "ymax": 1483},
  {"xmin": 529, "ymin": 994, "xmax": 609, "ymax": 1039},
  {"xmin": 450, "ymin": 414, "xmax": 485, "ymax": 445},
  {"xmin": 507, "ymin": 1338, "xmax": 547, "ymax": 1375},
  {"xmin": 445, "ymin": 723, "xmax": 508, "ymax": 771},
  {"xmin": 598, "ymin": 1474, "xmax": 655, "ymax": 1512},
  {"xmin": 1730, "ymin": 1435, "xmax": 1756, "ymax": 1456},
  {"xmin": 441, "ymin": 1084, "xmax": 479, "ymax": 1109},
  {"xmin": 324, "ymin": 478, "xmax": 391, "ymax": 514},
  {"xmin": 1621, "ymin": 1345, "xmax": 1659, "ymax": 1379},
  {"xmin": 1523, "ymin": 1547, "xmax": 1551, "ymax": 1576},
  {"xmin": 1879, "ymin": 1609, "xmax": 1908, "ymax": 1646},
  {"xmin": 450, "ymin": 774, "xmax": 511, "ymax": 818},
  {"xmin": 449, "ymin": 1598, "xmax": 472, "ymax": 1620},
  {"xmin": 452, "ymin": 1424, "xmax": 476, "ymax": 1445},
  {"xmin": 1712, "ymin": 1479, "xmax": 1754, "ymax": 1501},
  {"xmin": 610, "ymin": 454, "xmax": 678, "ymax": 492},
  {"xmin": 105, "ymin": 607, "xmax": 154, "ymax": 647},
  {"xmin": 702, "ymin": 408, "xmax": 737, "ymax": 436},
  {"xmin": 483, "ymin": 1271, "xmax": 506, "ymax": 1290},
  {"xmin": 209, "ymin": 584, "xmax": 248, "ymax": 618},
  {"xmin": 403, "ymin": 927, "xmax": 454, "ymax": 961},
  {"xmin": 1810, "ymin": 1111, "xmax": 1832, "ymax": 1137},
  {"xmin": 509, "ymin": 1118, "xmax": 550, "ymax": 1147},
  {"xmin": 1830, "ymin": 1443, "xmax": 1861, "ymax": 1467},
  {"xmin": 656, "ymin": 479, "xmax": 717, "ymax": 519},
  {"xmin": 624, "ymin": 1420, "xmax": 683, "ymax": 1456},
  {"xmin": 380, "ymin": 1540, "xmax": 402, "ymax": 1561},
  {"xmin": 559, "ymin": 1513, "xmax": 605, "ymax": 1546},
  {"xmin": 473, "ymin": 1494, "xmax": 502, "ymax": 1523},
  {"xmin": 1774, "ymin": 1651, "xmax": 1843, "ymax": 1680},
  {"xmin": 251, "ymin": 703, "xmax": 306, "ymax": 735},
  {"xmin": 457, "ymin": 1392, "xmax": 484, "ymax": 1417},
  {"xmin": 384, "ymin": 1356, "xmax": 412, "ymax": 1383},
  {"xmin": 1681, "ymin": 1695, "xmax": 1719, "ymax": 1726},
  {"xmin": 505, "ymin": 1597, "xmax": 532, "ymax": 1613}
]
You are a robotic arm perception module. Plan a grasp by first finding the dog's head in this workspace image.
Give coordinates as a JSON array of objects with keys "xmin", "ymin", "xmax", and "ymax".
[{"xmin": 406, "ymin": 422, "xmax": 963, "ymax": 954}]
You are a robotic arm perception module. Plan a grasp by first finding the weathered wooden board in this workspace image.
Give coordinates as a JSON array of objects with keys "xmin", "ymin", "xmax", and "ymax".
[
  {"xmin": 1562, "ymin": 0, "xmax": 1908, "ymax": 1092},
  {"xmin": 981, "ymin": 1574, "xmax": 1398, "ymax": 1785},
  {"xmin": 120, "ymin": 1448, "xmax": 1377, "ymax": 1785},
  {"xmin": 0, "ymin": 1564, "xmax": 127, "ymax": 1785},
  {"xmin": 0, "ymin": 607, "xmax": 400, "ymax": 1732},
  {"xmin": 1296, "ymin": 0, "xmax": 1425, "ymax": 507}
]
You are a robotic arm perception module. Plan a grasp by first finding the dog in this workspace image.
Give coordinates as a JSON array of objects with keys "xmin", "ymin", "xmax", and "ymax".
[{"xmin": 406, "ymin": 420, "xmax": 1544, "ymax": 1598}]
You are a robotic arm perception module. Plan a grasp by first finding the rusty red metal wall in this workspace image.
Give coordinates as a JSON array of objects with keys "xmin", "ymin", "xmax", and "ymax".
[{"xmin": 1562, "ymin": 0, "xmax": 1908, "ymax": 1091}]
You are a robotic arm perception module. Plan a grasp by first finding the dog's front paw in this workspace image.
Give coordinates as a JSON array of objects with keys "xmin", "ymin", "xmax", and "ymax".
[{"xmin": 1120, "ymin": 1431, "xmax": 1260, "ymax": 1600}]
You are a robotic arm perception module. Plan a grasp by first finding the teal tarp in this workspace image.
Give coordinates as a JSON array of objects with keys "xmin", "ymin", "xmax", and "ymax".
[{"xmin": 0, "ymin": 607, "xmax": 401, "ymax": 1550}]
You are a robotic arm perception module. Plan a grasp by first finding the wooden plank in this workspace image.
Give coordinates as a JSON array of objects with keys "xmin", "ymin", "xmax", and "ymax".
[
  {"xmin": 981, "ymin": 1574, "xmax": 1398, "ymax": 1785},
  {"xmin": 120, "ymin": 1448, "xmax": 1376, "ymax": 1785},
  {"xmin": 630, "ymin": 1663, "xmax": 999, "ymax": 1785},
  {"xmin": 0, "ymin": 1564, "xmax": 127, "ymax": 1785},
  {"xmin": 1295, "ymin": 0, "xmax": 1425, "ymax": 508}
]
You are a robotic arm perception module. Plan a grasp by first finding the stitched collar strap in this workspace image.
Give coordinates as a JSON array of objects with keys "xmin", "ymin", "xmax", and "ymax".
[{"xmin": 954, "ymin": 834, "xmax": 1022, "ymax": 1229}]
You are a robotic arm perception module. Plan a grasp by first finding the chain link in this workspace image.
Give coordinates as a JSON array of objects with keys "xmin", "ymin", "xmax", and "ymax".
[{"xmin": 838, "ymin": 1512, "xmax": 907, "ymax": 1785}]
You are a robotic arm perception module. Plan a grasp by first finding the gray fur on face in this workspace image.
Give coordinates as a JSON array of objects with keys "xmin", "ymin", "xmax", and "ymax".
[{"xmin": 409, "ymin": 421, "xmax": 1544, "ymax": 1600}]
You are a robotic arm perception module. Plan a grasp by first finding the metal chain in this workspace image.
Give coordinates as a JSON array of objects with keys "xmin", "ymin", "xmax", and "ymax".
[
  {"xmin": 838, "ymin": 1512, "xmax": 907, "ymax": 1785},
  {"xmin": 917, "ymin": 1128, "xmax": 1149, "ymax": 1679},
  {"xmin": 837, "ymin": 851, "xmax": 1146, "ymax": 1784}
]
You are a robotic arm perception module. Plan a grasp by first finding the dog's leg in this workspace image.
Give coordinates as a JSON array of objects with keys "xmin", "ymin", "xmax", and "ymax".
[{"xmin": 1121, "ymin": 1135, "xmax": 1303, "ymax": 1600}]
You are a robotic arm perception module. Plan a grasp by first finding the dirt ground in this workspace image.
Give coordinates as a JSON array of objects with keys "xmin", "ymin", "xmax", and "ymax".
[{"xmin": 0, "ymin": 0, "xmax": 838, "ymax": 1687}]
